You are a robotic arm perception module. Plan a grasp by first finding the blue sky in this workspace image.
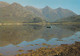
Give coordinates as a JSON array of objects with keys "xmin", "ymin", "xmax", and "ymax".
[{"xmin": 0, "ymin": 0, "xmax": 80, "ymax": 14}]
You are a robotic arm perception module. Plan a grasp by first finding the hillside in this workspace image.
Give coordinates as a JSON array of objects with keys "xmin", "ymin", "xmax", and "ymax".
[
  {"xmin": 0, "ymin": 2, "xmax": 77, "ymax": 22},
  {"xmin": 0, "ymin": 2, "xmax": 44, "ymax": 23},
  {"xmin": 42, "ymin": 6, "xmax": 77, "ymax": 22},
  {"xmin": 25, "ymin": 6, "xmax": 44, "ymax": 18},
  {"xmin": 55, "ymin": 15, "xmax": 80, "ymax": 22},
  {"xmin": 25, "ymin": 6, "xmax": 77, "ymax": 22},
  {"xmin": 55, "ymin": 15, "xmax": 80, "ymax": 31},
  {"xmin": 0, "ymin": 1, "xmax": 10, "ymax": 7}
]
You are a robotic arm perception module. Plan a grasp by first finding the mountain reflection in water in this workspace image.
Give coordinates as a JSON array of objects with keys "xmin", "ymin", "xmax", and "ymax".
[
  {"xmin": 0, "ymin": 24, "xmax": 80, "ymax": 56},
  {"xmin": 0, "ymin": 24, "xmax": 75, "ymax": 46}
]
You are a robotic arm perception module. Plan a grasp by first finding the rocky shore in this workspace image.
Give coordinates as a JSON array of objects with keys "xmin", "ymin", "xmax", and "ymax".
[{"xmin": 16, "ymin": 41, "xmax": 80, "ymax": 56}]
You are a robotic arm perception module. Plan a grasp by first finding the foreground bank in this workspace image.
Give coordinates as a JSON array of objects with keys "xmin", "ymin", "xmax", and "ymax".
[{"xmin": 16, "ymin": 41, "xmax": 80, "ymax": 56}]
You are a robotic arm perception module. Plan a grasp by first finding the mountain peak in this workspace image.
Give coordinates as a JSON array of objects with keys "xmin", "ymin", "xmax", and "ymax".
[
  {"xmin": 45, "ymin": 6, "xmax": 50, "ymax": 8},
  {"xmin": 12, "ymin": 2, "xmax": 19, "ymax": 5},
  {"xmin": 26, "ymin": 6, "xmax": 36, "ymax": 9},
  {"xmin": 55, "ymin": 7, "xmax": 64, "ymax": 12},
  {"xmin": 0, "ymin": 1, "xmax": 9, "ymax": 7},
  {"xmin": 56, "ymin": 7, "xmax": 63, "ymax": 10},
  {"xmin": 11, "ymin": 2, "xmax": 23, "ymax": 7},
  {"xmin": 42, "ymin": 6, "xmax": 52, "ymax": 11},
  {"xmin": 44, "ymin": 6, "xmax": 52, "ymax": 9},
  {"xmin": 10, "ymin": 2, "xmax": 23, "ymax": 9}
]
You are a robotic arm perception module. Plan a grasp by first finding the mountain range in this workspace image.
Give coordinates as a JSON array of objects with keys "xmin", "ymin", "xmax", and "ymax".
[{"xmin": 0, "ymin": 1, "xmax": 77, "ymax": 22}]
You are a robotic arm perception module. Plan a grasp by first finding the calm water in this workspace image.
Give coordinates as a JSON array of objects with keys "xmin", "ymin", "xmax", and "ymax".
[{"xmin": 0, "ymin": 24, "xmax": 80, "ymax": 56}]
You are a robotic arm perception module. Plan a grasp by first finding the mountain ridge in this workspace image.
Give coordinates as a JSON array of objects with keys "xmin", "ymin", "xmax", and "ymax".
[
  {"xmin": 42, "ymin": 6, "xmax": 77, "ymax": 22},
  {"xmin": 0, "ymin": 2, "xmax": 77, "ymax": 22},
  {"xmin": 0, "ymin": 1, "xmax": 10, "ymax": 7}
]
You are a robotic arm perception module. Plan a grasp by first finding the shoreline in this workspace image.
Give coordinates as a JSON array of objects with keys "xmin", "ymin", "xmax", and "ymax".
[{"xmin": 16, "ymin": 41, "xmax": 80, "ymax": 56}]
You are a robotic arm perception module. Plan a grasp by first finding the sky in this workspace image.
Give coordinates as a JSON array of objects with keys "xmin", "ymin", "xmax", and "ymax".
[{"xmin": 0, "ymin": 0, "xmax": 80, "ymax": 14}]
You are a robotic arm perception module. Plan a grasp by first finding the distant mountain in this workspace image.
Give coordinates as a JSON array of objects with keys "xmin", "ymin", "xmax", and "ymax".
[
  {"xmin": 25, "ymin": 6, "xmax": 44, "ymax": 17},
  {"xmin": 42, "ymin": 6, "xmax": 77, "ymax": 22},
  {"xmin": 25, "ymin": 6, "xmax": 77, "ymax": 22},
  {"xmin": 0, "ymin": 2, "xmax": 44, "ymax": 23},
  {"xmin": 0, "ymin": 2, "xmax": 77, "ymax": 22},
  {"xmin": 0, "ymin": 1, "xmax": 10, "ymax": 7}
]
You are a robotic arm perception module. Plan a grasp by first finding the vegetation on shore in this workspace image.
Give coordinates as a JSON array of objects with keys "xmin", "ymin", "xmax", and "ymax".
[{"xmin": 16, "ymin": 41, "xmax": 80, "ymax": 56}]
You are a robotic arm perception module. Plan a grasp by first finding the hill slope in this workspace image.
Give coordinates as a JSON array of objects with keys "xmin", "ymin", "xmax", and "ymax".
[
  {"xmin": 0, "ymin": 1, "xmax": 10, "ymax": 7},
  {"xmin": 56, "ymin": 15, "xmax": 80, "ymax": 22},
  {"xmin": 0, "ymin": 2, "xmax": 44, "ymax": 23},
  {"xmin": 25, "ymin": 6, "xmax": 77, "ymax": 22},
  {"xmin": 25, "ymin": 6, "xmax": 44, "ymax": 17},
  {"xmin": 42, "ymin": 6, "xmax": 77, "ymax": 22},
  {"xmin": 0, "ymin": 2, "xmax": 77, "ymax": 22}
]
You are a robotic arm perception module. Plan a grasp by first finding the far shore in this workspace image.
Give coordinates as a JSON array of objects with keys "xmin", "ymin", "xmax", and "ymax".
[{"xmin": 0, "ymin": 22, "xmax": 80, "ymax": 26}]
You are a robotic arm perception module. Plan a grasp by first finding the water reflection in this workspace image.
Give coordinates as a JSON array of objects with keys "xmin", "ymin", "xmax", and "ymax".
[
  {"xmin": 0, "ymin": 24, "xmax": 80, "ymax": 56},
  {"xmin": 55, "ymin": 24, "xmax": 80, "ymax": 32},
  {"xmin": 0, "ymin": 24, "xmax": 77, "ymax": 46},
  {"xmin": 0, "ymin": 25, "xmax": 44, "ymax": 46}
]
